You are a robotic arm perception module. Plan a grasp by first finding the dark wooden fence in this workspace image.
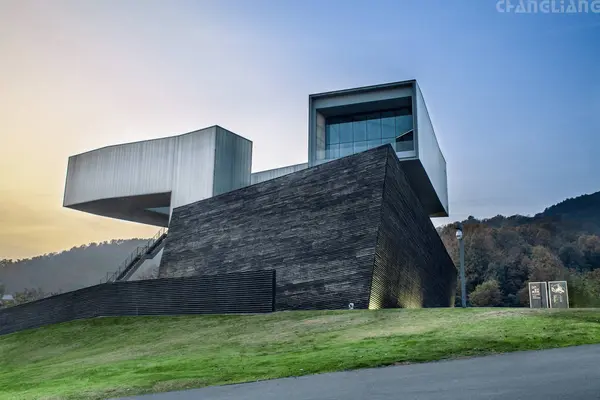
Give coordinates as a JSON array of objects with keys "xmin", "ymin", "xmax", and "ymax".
[{"xmin": 0, "ymin": 270, "xmax": 275, "ymax": 336}]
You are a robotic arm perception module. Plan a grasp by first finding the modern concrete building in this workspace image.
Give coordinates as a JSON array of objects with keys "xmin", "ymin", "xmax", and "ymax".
[{"xmin": 63, "ymin": 79, "xmax": 455, "ymax": 308}]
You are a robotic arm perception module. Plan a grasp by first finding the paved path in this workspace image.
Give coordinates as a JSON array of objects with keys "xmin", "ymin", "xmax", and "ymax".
[{"xmin": 119, "ymin": 344, "xmax": 600, "ymax": 400}]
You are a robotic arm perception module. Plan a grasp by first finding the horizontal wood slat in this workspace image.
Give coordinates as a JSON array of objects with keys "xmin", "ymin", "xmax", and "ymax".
[
  {"xmin": 161, "ymin": 147, "xmax": 391, "ymax": 310},
  {"xmin": 0, "ymin": 270, "xmax": 275, "ymax": 336}
]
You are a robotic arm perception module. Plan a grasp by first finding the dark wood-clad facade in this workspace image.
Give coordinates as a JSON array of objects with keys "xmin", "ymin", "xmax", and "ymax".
[{"xmin": 160, "ymin": 145, "xmax": 456, "ymax": 310}]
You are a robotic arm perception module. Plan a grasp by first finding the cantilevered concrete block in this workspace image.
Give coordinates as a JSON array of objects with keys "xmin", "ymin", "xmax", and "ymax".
[{"xmin": 63, "ymin": 126, "xmax": 252, "ymax": 226}]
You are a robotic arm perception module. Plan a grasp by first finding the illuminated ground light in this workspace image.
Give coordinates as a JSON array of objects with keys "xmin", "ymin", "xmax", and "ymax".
[
  {"xmin": 368, "ymin": 295, "xmax": 383, "ymax": 310},
  {"xmin": 397, "ymin": 263, "xmax": 424, "ymax": 308},
  {"xmin": 397, "ymin": 292, "xmax": 424, "ymax": 308},
  {"xmin": 368, "ymin": 275, "xmax": 386, "ymax": 310}
]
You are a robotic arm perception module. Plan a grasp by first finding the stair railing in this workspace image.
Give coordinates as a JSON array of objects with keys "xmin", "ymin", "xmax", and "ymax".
[{"xmin": 101, "ymin": 227, "xmax": 168, "ymax": 284}]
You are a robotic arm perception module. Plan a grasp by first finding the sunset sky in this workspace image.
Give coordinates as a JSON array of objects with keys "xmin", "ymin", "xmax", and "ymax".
[{"xmin": 1, "ymin": 0, "xmax": 599, "ymax": 259}]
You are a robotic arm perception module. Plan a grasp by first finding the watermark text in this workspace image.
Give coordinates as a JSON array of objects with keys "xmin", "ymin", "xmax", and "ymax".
[{"xmin": 496, "ymin": 0, "xmax": 600, "ymax": 13}]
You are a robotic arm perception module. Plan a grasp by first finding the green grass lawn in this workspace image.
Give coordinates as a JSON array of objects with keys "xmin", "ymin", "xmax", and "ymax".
[{"xmin": 1, "ymin": 308, "xmax": 600, "ymax": 400}]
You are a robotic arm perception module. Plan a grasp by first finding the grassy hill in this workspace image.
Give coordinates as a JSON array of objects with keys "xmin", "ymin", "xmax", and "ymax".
[{"xmin": 1, "ymin": 308, "xmax": 600, "ymax": 400}]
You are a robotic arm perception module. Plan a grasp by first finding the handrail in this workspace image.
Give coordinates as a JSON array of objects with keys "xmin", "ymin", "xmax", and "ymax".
[{"xmin": 101, "ymin": 227, "xmax": 168, "ymax": 284}]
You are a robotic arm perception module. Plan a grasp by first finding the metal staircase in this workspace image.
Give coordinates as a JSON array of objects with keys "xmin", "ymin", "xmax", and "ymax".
[{"xmin": 101, "ymin": 228, "xmax": 168, "ymax": 283}]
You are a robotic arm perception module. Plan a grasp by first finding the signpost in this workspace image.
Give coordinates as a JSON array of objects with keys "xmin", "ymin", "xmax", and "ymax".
[
  {"xmin": 528, "ymin": 282, "xmax": 549, "ymax": 308},
  {"xmin": 548, "ymin": 281, "xmax": 569, "ymax": 308},
  {"xmin": 528, "ymin": 281, "xmax": 570, "ymax": 309}
]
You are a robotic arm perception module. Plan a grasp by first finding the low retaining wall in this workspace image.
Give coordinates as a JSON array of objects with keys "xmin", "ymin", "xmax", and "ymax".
[{"xmin": 0, "ymin": 270, "xmax": 275, "ymax": 335}]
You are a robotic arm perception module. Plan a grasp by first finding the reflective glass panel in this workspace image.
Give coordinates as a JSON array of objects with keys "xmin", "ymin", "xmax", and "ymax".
[
  {"xmin": 395, "ymin": 115, "xmax": 413, "ymax": 135},
  {"xmin": 324, "ymin": 107, "xmax": 413, "ymax": 160},
  {"xmin": 327, "ymin": 124, "xmax": 340, "ymax": 145},
  {"xmin": 340, "ymin": 142, "xmax": 353, "ymax": 157},
  {"xmin": 353, "ymin": 117, "xmax": 367, "ymax": 142},
  {"xmin": 366, "ymin": 114, "xmax": 381, "ymax": 140},
  {"xmin": 326, "ymin": 144, "xmax": 340, "ymax": 159},
  {"xmin": 353, "ymin": 140, "xmax": 367, "ymax": 154},
  {"xmin": 339, "ymin": 122, "xmax": 353, "ymax": 143},
  {"xmin": 382, "ymin": 137, "xmax": 395, "ymax": 146},
  {"xmin": 396, "ymin": 131, "xmax": 414, "ymax": 152},
  {"xmin": 381, "ymin": 111, "xmax": 396, "ymax": 139},
  {"xmin": 367, "ymin": 138, "xmax": 381, "ymax": 149}
]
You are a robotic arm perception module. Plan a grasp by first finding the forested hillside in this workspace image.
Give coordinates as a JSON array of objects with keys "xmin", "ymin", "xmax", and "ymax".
[
  {"xmin": 1, "ymin": 191, "xmax": 599, "ymax": 307},
  {"xmin": 439, "ymin": 191, "xmax": 600, "ymax": 307},
  {"xmin": 0, "ymin": 239, "xmax": 159, "ymax": 294}
]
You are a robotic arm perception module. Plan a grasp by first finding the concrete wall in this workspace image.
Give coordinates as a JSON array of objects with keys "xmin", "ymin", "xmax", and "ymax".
[
  {"xmin": 250, "ymin": 163, "xmax": 308, "ymax": 185},
  {"xmin": 161, "ymin": 148, "xmax": 389, "ymax": 310},
  {"xmin": 64, "ymin": 133, "xmax": 183, "ymax": 207},
  {"xmin": 0, "ymin": 271, "xmax": 275, "ymax": 336},
  {"xmin": 169, "ymin": 128, "xmax": 218, "ymax": 211},
  {"xmin": 213, "ymin": 127, "xmax": 253, "ymax": 196},
  {"xmin": 414, "ymin": 83, "xmax": 449, "ymax": 216}
]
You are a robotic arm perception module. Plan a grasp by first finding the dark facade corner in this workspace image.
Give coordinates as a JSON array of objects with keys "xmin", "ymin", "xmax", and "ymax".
[{"xmin": 370, "ymin": 150, "xmax": 456, "ymax": 308}]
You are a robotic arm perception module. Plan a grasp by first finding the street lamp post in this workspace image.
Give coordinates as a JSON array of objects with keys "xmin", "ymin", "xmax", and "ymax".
[{"xmin": 456, "ymin": 223, "xmax": 466, "ymax": 308}]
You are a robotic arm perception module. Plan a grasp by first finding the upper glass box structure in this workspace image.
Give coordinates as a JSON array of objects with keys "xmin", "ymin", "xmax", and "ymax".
[{"xmin": 308, "ymin": 80, "xmax": 448, "ymax": 217}]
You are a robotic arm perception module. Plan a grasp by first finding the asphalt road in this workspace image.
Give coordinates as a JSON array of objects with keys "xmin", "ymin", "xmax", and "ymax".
[{"xmin": 119, "ymin": 344, "xmax": 600, "ymax": 400}]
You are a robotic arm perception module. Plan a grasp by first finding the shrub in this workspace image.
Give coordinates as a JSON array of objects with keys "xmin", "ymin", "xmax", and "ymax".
[{"xmin": 470, "ymin": 280, "xmax": 503, "ymax": 307}]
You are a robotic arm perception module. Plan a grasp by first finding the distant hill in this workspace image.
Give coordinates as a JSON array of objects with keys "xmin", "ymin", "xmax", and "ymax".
[
  {"xmin": 536, "ymin": 192, "xmax": 600, "ymax": 235},
  {"xmin": 539, "ymin": 191, "xmax": 600, "ymax": 219},
  {"xmin": 0, "ymin": 239, "xmax": 160, "ymax": 294},
  {"xmin": 2, "ymin": 190, "xmax": 600, "ymax": 307}
]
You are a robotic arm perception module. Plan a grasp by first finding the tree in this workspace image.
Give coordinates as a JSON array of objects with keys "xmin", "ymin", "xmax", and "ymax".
[
  {"xmin": 578, "ymin": 235, "xmax": 600, "ymax": 270},
  {"xmin": 12, "ymin": 288, "xmax": 47, "ymax": 305},
  {"xmin": 486, "ymin": 260, "xmax": 527, "ymax": 306},
  {"xmin": 569, "ymin": 269, "xmax": 600, "ymax": 307},
  {"xmin": 528, "ymin": 246, "xmax": 565, "ymax": 282},
  {"xmin": 469, "ymin": 280, "xmax": 503, "ymax": 307},
  {"xmin": 462, "ymin": 225, "xmax": 498, "ymax": 292},
  {"xmin": 559, "ymin": 244, "xmax": 585, "ymax": 270}
]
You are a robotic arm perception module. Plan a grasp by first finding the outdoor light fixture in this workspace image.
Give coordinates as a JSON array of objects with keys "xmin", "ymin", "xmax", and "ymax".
[{"xmin": 456, "ymin": 223, "xmax": 466, "ymax": 308}]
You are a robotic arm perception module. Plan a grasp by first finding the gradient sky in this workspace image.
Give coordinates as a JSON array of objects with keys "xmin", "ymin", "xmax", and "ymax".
[{"xmin": 0, "ymin": 0, "xmax": 599, "ymax": 259}]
